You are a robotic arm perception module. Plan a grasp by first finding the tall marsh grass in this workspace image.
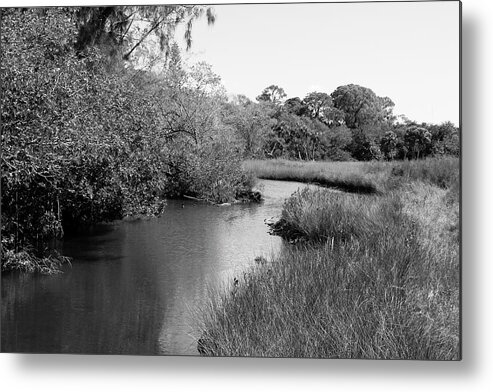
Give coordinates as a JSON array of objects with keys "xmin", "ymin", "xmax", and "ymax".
[
  {"xmin": 199, "ymin": 158, "xmax": 460, "ymax": 359},
  {"xmin": 244, "ymin": 157, "xmax": 459, "ymax": 193},
  {"xmin": 270, "ymin": 189, "xmax": 394, "ymax": 243},
  {"xmin": 385, "ymin": 157, "xmax": 459, "ymax": 189},
  {"xmin": 243, "ymin": 159, "xmax": 379, "ymax": 194}
]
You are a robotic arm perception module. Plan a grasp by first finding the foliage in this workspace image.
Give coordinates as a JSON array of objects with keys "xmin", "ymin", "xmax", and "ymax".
[
  {"xmin": 265, "ymin": 112, "xmax": 314, "ymax": 159},
  {"xmin": 263, "ymin": 111, "xmax": 350, "ymax": 161},
  {"xmin": 300, "ymin": 91, "xmax": 345, "ymax": 126},
  {"xmin": 74, "ymin": 5, "xmax": 215, "ymax": 61},
  {"xmin": 155, "ymin": 57, "xmax": 227, "ymax": 144},
  {"xmin": 380, "ymin": 131, "xmax": 399, "ymax": 160},
  {"xmin": 250, "ymin": 83, "xmax": 457, "ymax": 162},
  {"xmin": 348, "ymin": 129, "xmax": 382, "ymax": 161},
  {"xmin": 404, "ymin": 126, "xmax": 433, "ymax": 159},
  {"xmin": 1, "ymin": 8, "xmax": 254, "ymax": 272},
  {"xmin": 221, "ymin": 97, "xmax": 273, "ymax": 158},
  {"xmin": 318, "ymin": 125, "xmax": 353, "ymax": 161},
  {"xmin": 2, "ymin": 9, "xmax": 162, "ymax": 259},
  {"xmin": 283, "ymin": 97, "xmax": 307, "ymax": 116},
  {"xmin": 166, "ymin": 141, "xmax": 256, "ymax": 203},
  {"xmin": 427, "ymin": 121, "xmax": 460, "ymax": 157},
  {"xmin": 330, "ymin": 84, "xmax": 394, "ymax": 130},
  {"xmin": 256, "ymin": 85, "xmax": 287, "ymax": 105}
]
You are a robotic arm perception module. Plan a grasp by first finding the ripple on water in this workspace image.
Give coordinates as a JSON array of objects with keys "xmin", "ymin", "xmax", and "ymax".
[{"xmin": 1, "ymin": 179, "xmax": 316, "ymax": 355}]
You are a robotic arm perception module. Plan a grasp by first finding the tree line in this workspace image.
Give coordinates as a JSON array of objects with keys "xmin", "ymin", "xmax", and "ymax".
[{"xmin": 226, "ymin": 84, "xmax": 459, "ymax": 161}]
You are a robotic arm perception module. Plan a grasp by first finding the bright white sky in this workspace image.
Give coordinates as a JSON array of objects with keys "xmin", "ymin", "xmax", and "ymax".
[
  {"xmin": 174, "ymin": 1, "xmax": 460, "ymax": 126},
  {"xmin": 12, "ymin": 0, "xmax": 459, "ymax": 125}
]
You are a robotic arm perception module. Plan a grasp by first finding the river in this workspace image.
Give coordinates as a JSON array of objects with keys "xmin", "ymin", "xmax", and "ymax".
[{"xmin": 1, "ymin": 180, "xmax": 315, "ymax": 355}]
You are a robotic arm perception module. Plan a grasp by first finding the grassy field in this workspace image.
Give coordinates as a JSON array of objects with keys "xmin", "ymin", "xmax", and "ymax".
[
  {"xmin": 243, "ymin": 159, "xmax": 381, "ymax": 194},
  {"xmin": 198, "ymin": 157, "xmax": 460, "ymax": 359},
  {"xmin": 244, "ymin": 157, "xmax": 459, "ymax": 193}
]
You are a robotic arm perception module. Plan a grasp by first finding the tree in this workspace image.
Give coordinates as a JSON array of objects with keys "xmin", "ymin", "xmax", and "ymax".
[
  {"xmin": 74, "ymin": 5, "xmax": 215, "ymax": 61},
  {"xmin": 302, "ymin": 92, "xmax": 332, "ymax": 120},
  {"xmin": 229, "ymin": 94, "xmax": 253, "ymax": 107},
  {"xmin": 441, "ymin": 128, "xmax": 460, "ymax": 157},
  {"xmin": 222, "ymin": 101, "xmax": 273, "ymax": 157},
  {"xmin": 330, "ymin": 84, "xmax": 394, "ymax": 130},
  {"xmin": 311, "ymin": 124, "xmax": 352, "ymax": 161},
  {"xmin": 302, "ymin": 91, "xmax": 346, "ymax": 126},
  {"xmin": 1, "ymin": 7, "xmax": 256, "ymax": 272},
  {"xmin": 404, "ymin": 126, "xmax": 433, "ymax": 159},
  {"xmin": 1, "ymin": 8, "xmax": 170, "ymax": 260},
  {"xmin": 256, "ymin": 85, "xmax": 287, "ymax": 105},
  {"xmin": 294, "ymin": 117, "xmax": 327, "ymax": 160},
  {"xmin": 427, "ymin": 121, "xmax": 460, "ymax": 156},
  {"xmin": 378, "ymin": 96, "xmax": 396, "ymax": 123},
  {"xmin": 380, "ymin": 131, "xmax": 399, "ymax": 160},
  {"xmin": 265, "ymin": 112, "xmax": 343, "ymax": 160},
  {"xmin": 156, "ymin": 57, "xmax": 227, "ymax": 145},
  {"xmin": 349, "ymin": 129, "xmax": 382, "ymax": 161},
  {"xmin": 283, "ymin": 97, "xmax": 307, "ymax": 116},
  {"xmin": 264, "ymin": 112, "xmax": 302, "ymax": 158}
]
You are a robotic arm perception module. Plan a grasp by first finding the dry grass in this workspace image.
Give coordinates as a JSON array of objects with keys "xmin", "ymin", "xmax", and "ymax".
[
  {"xmin": 243, "ymin": 159, "xmax": 380, "ymax": 194},
  {"xmin": 243, "ymin": 157, "xmax": 459, "ymax": 193},
  {"xmin": 198, "ymin": 158, "xmax": 460, "ymax": 359}
]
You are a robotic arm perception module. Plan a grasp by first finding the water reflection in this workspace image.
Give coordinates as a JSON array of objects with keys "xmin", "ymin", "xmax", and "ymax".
[{"xmin": 1, "ymin": 180, "xmax": 314, "ymax": 355}]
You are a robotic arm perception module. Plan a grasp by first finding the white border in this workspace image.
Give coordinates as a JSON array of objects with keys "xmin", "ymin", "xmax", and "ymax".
[{"xmin": 2, "ymin": 1, "xmax": 492, "ymax": 391}]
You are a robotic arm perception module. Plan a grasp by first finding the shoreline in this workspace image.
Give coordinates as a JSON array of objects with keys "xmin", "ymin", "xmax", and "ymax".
[{"xmin": 197, "ymin": 157, "xmax": 460, "ymax": 359}]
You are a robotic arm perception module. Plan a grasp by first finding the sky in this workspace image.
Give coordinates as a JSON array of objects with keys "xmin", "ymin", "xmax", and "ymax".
[{"xmin": 174, "ymin": 1, "xmax": 460, "ymax": 126}]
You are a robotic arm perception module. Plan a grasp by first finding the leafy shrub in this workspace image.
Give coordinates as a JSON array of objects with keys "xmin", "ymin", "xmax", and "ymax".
[
  {"xmin": 167, "ymin": 141, "xmax": 256, "ymax": 203},
  {"xmin": 1, "ymin": 8, "xmax": 255, "ymax": 272}
]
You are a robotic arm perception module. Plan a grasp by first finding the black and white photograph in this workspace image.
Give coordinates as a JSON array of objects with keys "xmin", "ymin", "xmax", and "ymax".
[{"xmin": 1, "ymin": 0, "xmax": 461, "ymax": 361}]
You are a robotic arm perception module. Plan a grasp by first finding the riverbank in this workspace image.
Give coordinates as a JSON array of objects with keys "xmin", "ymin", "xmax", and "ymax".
[
  {"xmin": 2, "ymin": 8, "xmax": 260, "ymax": 276},
  {"xmin": 2, "ymin": 179, "xmax": 300, "ymax": 354},
  {"xmin": 243, "ymin": 159, "xmax": 381, "ymax": 194},
  {"xmin": 1, "ymin": 171, "xmax": 260, "ymax": 276},
  {"xmin": 243, "ymin": 157, "xmax": 458, "ymax": 193},
  {"xmin": 198, "ymin": 158, "xmax": 460, "ymax": 359}
]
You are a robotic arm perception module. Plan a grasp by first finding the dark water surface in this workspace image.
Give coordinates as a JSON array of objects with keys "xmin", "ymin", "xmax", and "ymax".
[{"xmin": 1, "ymin": 180, "xmax": 315, "ymax": 355}]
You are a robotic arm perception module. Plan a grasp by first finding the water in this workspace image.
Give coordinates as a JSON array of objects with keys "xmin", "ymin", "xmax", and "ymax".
[{"xmin": 1, "ymin": 180, "xmax": 315, "ymax": 355}]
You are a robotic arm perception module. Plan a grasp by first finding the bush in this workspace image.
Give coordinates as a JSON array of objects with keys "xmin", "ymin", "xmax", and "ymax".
[
  {"xmin": 1, "ymin": 8, "xmax": 255, "ymax": 272},
  {"xmin": 167, "ymin": 141, "xmax": 256, "ymax": 203},
  {"xmin": 1, "ymin": 9, "xmax": 167, "ymax": 263}
]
